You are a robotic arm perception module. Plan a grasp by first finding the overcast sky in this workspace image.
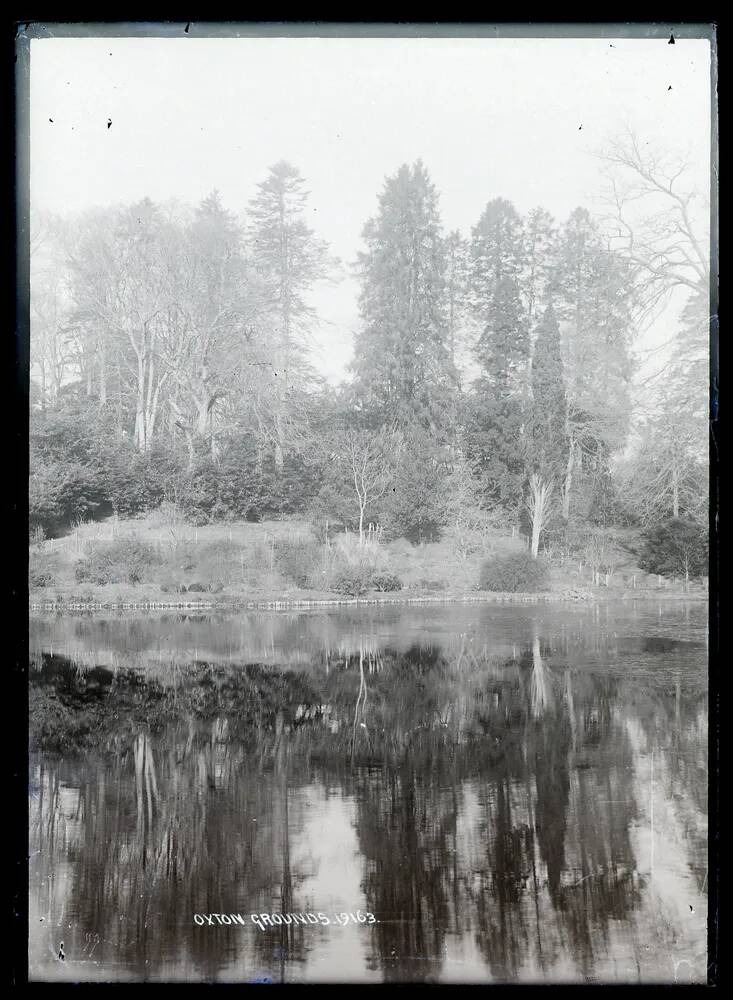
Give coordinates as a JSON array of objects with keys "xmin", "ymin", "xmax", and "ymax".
[{"xmin": 29, "ymin": 33, "xmax": 712, "ymax": 384}]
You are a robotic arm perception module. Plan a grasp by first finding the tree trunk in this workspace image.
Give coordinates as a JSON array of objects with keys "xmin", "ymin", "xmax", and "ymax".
[
  {"xmin": 273, "ymin": 391, "xmax": 285, "ymax": 470},
  {"xmin": 528, "ymin": 474, "xmax": 552, "ymax": 559},
  {"xmin": 672, "ymin": 463, "xmax": 680, "ymax": 518},
  {"xmin": 195, "ymin": 395, "xmax": 219, "ymax": 461},
  {"xmin": 562, "ymin": 438, "xmax": 575, "ymax": 521},
  {"xmin": 98, "ymin": 335, "xmax": 107, "ymax": 407},
  {"xmin": 185, "ymin": 430, "xmax": 195, "ymax": 470},
  {"xmin": 135, "ymin": 403, "xmax": 146, "ymax": 452},
  {"xmin": 531, "ymin": 511, "xmax": 542, "ymax": 559},
  {"xmin": 135, "ymin": 351, "xmax": 147, "ymax": 451}
]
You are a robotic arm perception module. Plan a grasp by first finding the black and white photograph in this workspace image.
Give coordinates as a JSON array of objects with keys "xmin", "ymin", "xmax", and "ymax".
[{"xmin": 20, "ymin": 22, "xmax": 716, "ymax": 985}]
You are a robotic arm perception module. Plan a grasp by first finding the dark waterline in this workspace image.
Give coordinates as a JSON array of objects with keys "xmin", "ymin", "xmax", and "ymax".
[{"xmin": 28, "ymin": 600, "xmax": 708, "ymax": 983}]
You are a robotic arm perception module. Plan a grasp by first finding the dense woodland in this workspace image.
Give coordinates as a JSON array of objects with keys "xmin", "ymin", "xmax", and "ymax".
[{"xmin": 29, "ymin": 136, "xmax": 710, "ymax": 582}]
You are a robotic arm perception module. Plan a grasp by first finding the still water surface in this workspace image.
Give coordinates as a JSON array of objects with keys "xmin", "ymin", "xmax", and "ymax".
[{"xmin": 29, "ymin": 601, "xmax": 708, "ymax": 983}]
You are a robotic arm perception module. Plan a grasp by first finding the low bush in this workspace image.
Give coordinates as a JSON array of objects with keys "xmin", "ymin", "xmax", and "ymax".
[
  {"xmin": 372, "ymin": 572, "xmax": 403, "ymax": 592},
  {"xmin": 330, "ymin": 566, "xmax": 374, "ymax": 597},
  {"xmin": 75, "ymin": 537, "xmax": 162, "ymax": 585},
  {"xmin": 29, "ymin": 549, "xmax": 57, "ymax": 588},
  {"xmin": 274, "ymin": 537, "xmax": 321, "ymax": 588},
  {"xmin": 638, "ymin": 518, "xmax": 708, "ymax": 580},
  {"xmin": 29, "ymin": 459, "xmax": 105, "ymax": 536},
  {"xmin": 417, "ymin": 578, "xmax": 448, "ymax": 592},
  {"xmin": 192, "ymin": 540, "xmax": 240, "ymax": 579},
  {"xmin": 478, "ymin": 552, "xmax": 549, "ymax": 592}
]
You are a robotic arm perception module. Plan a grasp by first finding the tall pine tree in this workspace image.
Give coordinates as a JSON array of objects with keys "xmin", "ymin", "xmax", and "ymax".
[
  {"xmin": 464, "ymin": 198, "xmax": 528, "ymax": 522},
  {"xmin": 522, "ymin": 207, "xmax": 556, "ymax": 354},
  {"xmin": 350, "ymin": 161, "xmax": 458, "ymax": 436},
  {"xmin": 247, "ymin": 162, "xmax": 331, "ymax": 468},
  {"xmin": 445, "ymin": 229, "xmax": 469, "ymax": 371},
  {"xmin": 469, "ymin": 197, "xmax": 527, "ymax": 394}
]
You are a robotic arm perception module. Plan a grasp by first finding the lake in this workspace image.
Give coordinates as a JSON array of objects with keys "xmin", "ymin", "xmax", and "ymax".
[{"xmin": 28, "ymin": 600, "xmax": 708, "ymax": 984}]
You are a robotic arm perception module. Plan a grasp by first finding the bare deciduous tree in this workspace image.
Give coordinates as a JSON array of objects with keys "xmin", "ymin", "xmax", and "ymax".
[
  {"xmin": 526, "ymin": 474, "xmax": 553, "ymax": 559},
  {"xmin": 329, "ymin": 428, "xmax": 403, "ymax": 545},
  {"xmin": 63, "ymin": 202, "xmax": 185, "ymax": 452},
  {"xmin": 599, "ymin": 128, "xmax": 710, "ymax": 319},
  {"xmin": 30, "ymin": 267, "xmax": 76, "ymax": 409}
]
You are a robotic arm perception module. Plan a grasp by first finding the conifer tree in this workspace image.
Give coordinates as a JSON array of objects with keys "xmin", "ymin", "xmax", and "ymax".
[
  {"xmin": 247, "ymin": 162, "xmax": 331, "ymax": 468},
  {"xmin": 445, "ymin": 229, "xmax": 469, "ymax": 369},
  {"xmin": 350, "ymin": 161, "xmax": 458, "ymax": 436},
  {"xmin": 522, "ymin": 207, "xmax": 557, "ymax": 370},
  {"xmin": 528, "ymin": 302, "xmax": 568, "ymax": 478},
  {"xmin": 469, "ymin": 198, "xmax": 527, "ymax": 393}
]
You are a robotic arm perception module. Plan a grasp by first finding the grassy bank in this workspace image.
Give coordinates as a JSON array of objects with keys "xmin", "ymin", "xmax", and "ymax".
[{"xmin": 29, "ymin": 511, "xmax": 708, "ymax": 611}]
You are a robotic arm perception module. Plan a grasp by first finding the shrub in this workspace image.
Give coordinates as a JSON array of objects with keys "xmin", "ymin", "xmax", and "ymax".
[
  {"xmin": 382, "ymin": 471, "xmax": 447, "ymax": 544},
  {"xmin": 29, "ymin": 549, "xmax": 57, "ymax": 588},
  {"xmin": 638, "ymin": 519, "xmax": 708, "ymax": 580},
  {"xmin": 274, "ymin": 537, "xmax": 321, "ymax": 588},
  {"xmin": 417, "ymin": 578, "xmax": 448, "ymax": 592},
  {"xmin": 192, "ymin": 540, "xmax": 241, "ymax": 582},
  {"xmin": 331, "ymin": 566, "xmax": 374, "ymax": 597},
  {"xmin": 372, "ymin": 572, "xmax": 403, "ymax": 592},
  {"xmin": 170, "ymin": 540, "xmax": 198, "ymax": 574},
  {"xmin": 75, "ymin": 537, "xmax": 162, "ymax": 585},
  {"xmin": 171, "ymin": 444, "xmax": 324, "ymax": 525},
  {"xmin": 98, "ymin": 442, "xmax": 173, "ymax": 518},
  {"xmin": 29, "ymin": 459, "xmax": 105, "ymax": 536},
  {"xmin": 479, "ymin": 552, "xmax": 549, "ymax": 592},
  {"xmin": 29, "ymin": 405, "xmax": 179, "ymax": 534},
  {"xmin": 164, "ymin": 538, "xmax": 268, "ymax": 590}
]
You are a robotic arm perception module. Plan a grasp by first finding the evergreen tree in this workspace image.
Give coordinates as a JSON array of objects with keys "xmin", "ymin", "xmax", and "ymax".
[
  {"xmin": 469, "ymin": 198, "xmax": 527, "ymax": 393},
  {"xmin": 464, "ymin": 198, "xmax": 528, "ymax": 522},
  {"xmin": 522, "ymin": 207, "xmax": 556, "ymax": 349},
  {"xmin": 350, "ymin": 161, "xmax": 458, "ymax": 436},
  {"xmin": 444, "ymin": 229, "xmax": 469, "ymax": 370},
  {"xmin": 528, "ymin": 302, "xmax": 568, "ymax": 479},
  {"xmin": 382, "ymin": 425, "xmax": 451, "ymax": 544},
  {"xmin": 247, "ymin": 162, "xmax": 331, "ymax": 468},
  {"xmin": 639, "ymin": 518, "xmax": 708, "ymax": 582},
  {"xmin": 464, "ymin": 388, "xmax": 526, "ymax": 515}
]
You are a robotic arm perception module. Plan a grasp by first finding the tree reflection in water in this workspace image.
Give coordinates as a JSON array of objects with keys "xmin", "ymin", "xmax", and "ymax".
[{"xmin": 29, "ymin": 605, "xmax": 708, "ymax": 983}]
